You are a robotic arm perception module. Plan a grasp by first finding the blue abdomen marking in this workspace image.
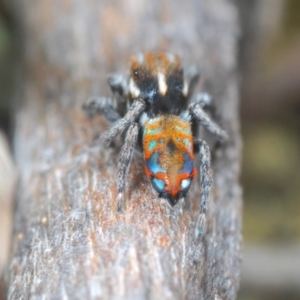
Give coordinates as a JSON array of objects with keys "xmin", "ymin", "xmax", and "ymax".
[
  {"xmin": 146, "ymin": 128, "xmax": 162, "ymax": 135},
  {"xmin": 148, "ymin": 117, "xmax": 160, "ymax": 125},
  {"xmin": 152, "ymin": 178, "xmax": 166, "ymax": 192},
  {"xmin": 175, "ymin": 125, "xmax": 191, "ymax": 134},
  {"xmin": 184, "ymin": 138, "xmax": 192, "ymax": 150},
  {"xmin": 180, "ymin": 153, "xmax": 194, "ymax": 174},
  {"xmin": 145, "ymin": 152, "xmax": 165, "ymax": 174},
  {"xmin": 148, "ymin": 140, "xmax": 157, "ymax": 151}
]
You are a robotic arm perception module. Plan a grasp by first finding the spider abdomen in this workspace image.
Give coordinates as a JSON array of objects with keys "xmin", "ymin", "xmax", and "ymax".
[{"xmin": 142, "ymin": 114, "xmax": 196, "ymax": 206}]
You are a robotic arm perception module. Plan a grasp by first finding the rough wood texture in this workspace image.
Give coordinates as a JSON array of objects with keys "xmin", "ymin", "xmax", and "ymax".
[{"xmin": 6, "ymin": 0, "xmax": 242, "ymax": 299}]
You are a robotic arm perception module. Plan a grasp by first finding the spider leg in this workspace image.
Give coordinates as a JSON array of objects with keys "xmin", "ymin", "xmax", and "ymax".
[
  {"xmin": 101, "ymin": 98, "xmax": 145, "ymax": 145},
  {"xmin": 116, "ymin": 122, "xmax": 139, "ymax": 212},
  {"xmin": 107, "ymin": 73, "xmax": 128, "ymax": 98},
  {"xmin": 194, "ymin": 139, "xmax": 213, "ymax": 236},
  {"xmin": 191, "ymin": 92, "xmax": 212, "ymax": 110},
  {"xmin": 83, "ymin": 73, "xmax": 128, "ymax": 122},
  {"xmin": 83, "ymin": 96, "xmax": 121, "ymax": 122},
  {"xmin": 189, "ymin": 102, "xmax": 228, "ymax": 142}
]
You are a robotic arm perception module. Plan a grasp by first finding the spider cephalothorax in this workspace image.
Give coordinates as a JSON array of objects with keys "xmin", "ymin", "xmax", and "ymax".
[{"xmin": 83, "ymin": 51, "xmax": 228, "ymax": 231}]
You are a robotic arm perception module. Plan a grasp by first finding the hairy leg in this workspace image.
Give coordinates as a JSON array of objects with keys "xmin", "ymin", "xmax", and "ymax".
[
  {"xmin": 194, "ymin": 139, "xmax": 213, "ymax": 236},
  {"xmin": 191, "ymin": 92, "xmax": 212, "ymax": 109},
  {"xmin": 189, "ymin": 102, "xmax": 228, "ymax": 142},
  {"xmin": 83, "ymin": 96, "xmax": 121, "ymax": 122},
  {"xmin": 101, "ymin": 98, "xmax": 145, "ymax": 145},
  {"xmin": 116, "ymin": 123, "xmax": 139, "ymax": 212},
  {"xmin": 107, "ymin": 73, "xmax": 128, "ymax": 98}
]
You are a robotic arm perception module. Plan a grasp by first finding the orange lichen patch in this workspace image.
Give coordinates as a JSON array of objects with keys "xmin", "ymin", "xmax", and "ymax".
[{"xmin": 156, "ymin": 235, "xmax": 170, "ymax": 248}]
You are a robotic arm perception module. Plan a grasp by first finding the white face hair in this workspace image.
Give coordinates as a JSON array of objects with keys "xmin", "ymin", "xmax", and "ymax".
[
  {"xmin": 129, "ymin": 77, "xmax": 141, "ymax": 98},
  {"xmin": 157, "ymin": 71, "xmax": 168, "ymax": 96},
  {"xmin": 182, "ymin": 80, "xmax": 189, "ymax": 97}
]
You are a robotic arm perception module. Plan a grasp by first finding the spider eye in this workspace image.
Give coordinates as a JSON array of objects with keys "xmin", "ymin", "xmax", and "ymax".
[{"xmin": 133, "ymin": 70, "xmax": 139, "ymax": 77}]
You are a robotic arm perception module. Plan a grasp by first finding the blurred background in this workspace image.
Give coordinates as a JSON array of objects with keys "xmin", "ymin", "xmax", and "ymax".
[
  {"xmin": 237, "ymin": 0, "xmax": 300, "ymax": 299},
  {"xmin": 0, "ymin": 0, "xmax": 299, "ymax": 299}
]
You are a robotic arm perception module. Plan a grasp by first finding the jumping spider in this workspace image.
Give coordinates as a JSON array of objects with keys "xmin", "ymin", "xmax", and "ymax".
[{"xmin": 83, "ymin": 51, "xmax": 228, "ymax": 233}]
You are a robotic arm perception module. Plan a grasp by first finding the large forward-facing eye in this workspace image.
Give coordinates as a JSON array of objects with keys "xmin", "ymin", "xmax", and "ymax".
[{"xmin": 133, "ymin": 70, "xmax": 139, "ymax": 77}]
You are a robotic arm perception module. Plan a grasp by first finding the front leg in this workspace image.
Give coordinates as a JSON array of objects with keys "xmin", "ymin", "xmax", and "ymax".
[
  {"xmin": 101, "ymin": 98, "xmax": 145, "ymax": 145},
  {"xmin": 83, "ymin": 96, "xmax": 121, "ymax": 122},
  {"xmin": 189, "ymin": 102, "xmax": 228, "ymax": 142},
  {"xmin": 191, "ymin": 92, "xmax": 212, "ymax": 110},
  {"xmin": 116, "ymin": 123, "xmax": 139, "ymax": 212},
  {"xmin": 195, "ymin": 139, "xmax": 213, "ymax": 236},
  {"xmin": 107, "ymin": 73, "xmax": 128, "ymax": 98},
  {"xmin": 83, "ymin": 74, "xmax": 128, "ymax": 122}
]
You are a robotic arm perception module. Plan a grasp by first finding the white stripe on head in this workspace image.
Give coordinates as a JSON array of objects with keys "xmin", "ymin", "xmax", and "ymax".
[
  {"xmin": 182, "ymin": 80, "xmax": 188, "ymax": 97},
  {"xmin": 158, "ymin": 72, "xmax": 168, "ymax": 96}
]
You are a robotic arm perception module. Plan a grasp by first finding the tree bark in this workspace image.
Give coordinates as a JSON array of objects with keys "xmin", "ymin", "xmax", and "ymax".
[{"xmin": 6, "ymin": 0, "xmax": 242, "ymax": 299}]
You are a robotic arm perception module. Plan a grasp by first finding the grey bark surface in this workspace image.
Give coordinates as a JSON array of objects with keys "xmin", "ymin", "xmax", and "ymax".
[{"xmin": 6, "ymin": 0, "xmax": 242, "ymax": 299}]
